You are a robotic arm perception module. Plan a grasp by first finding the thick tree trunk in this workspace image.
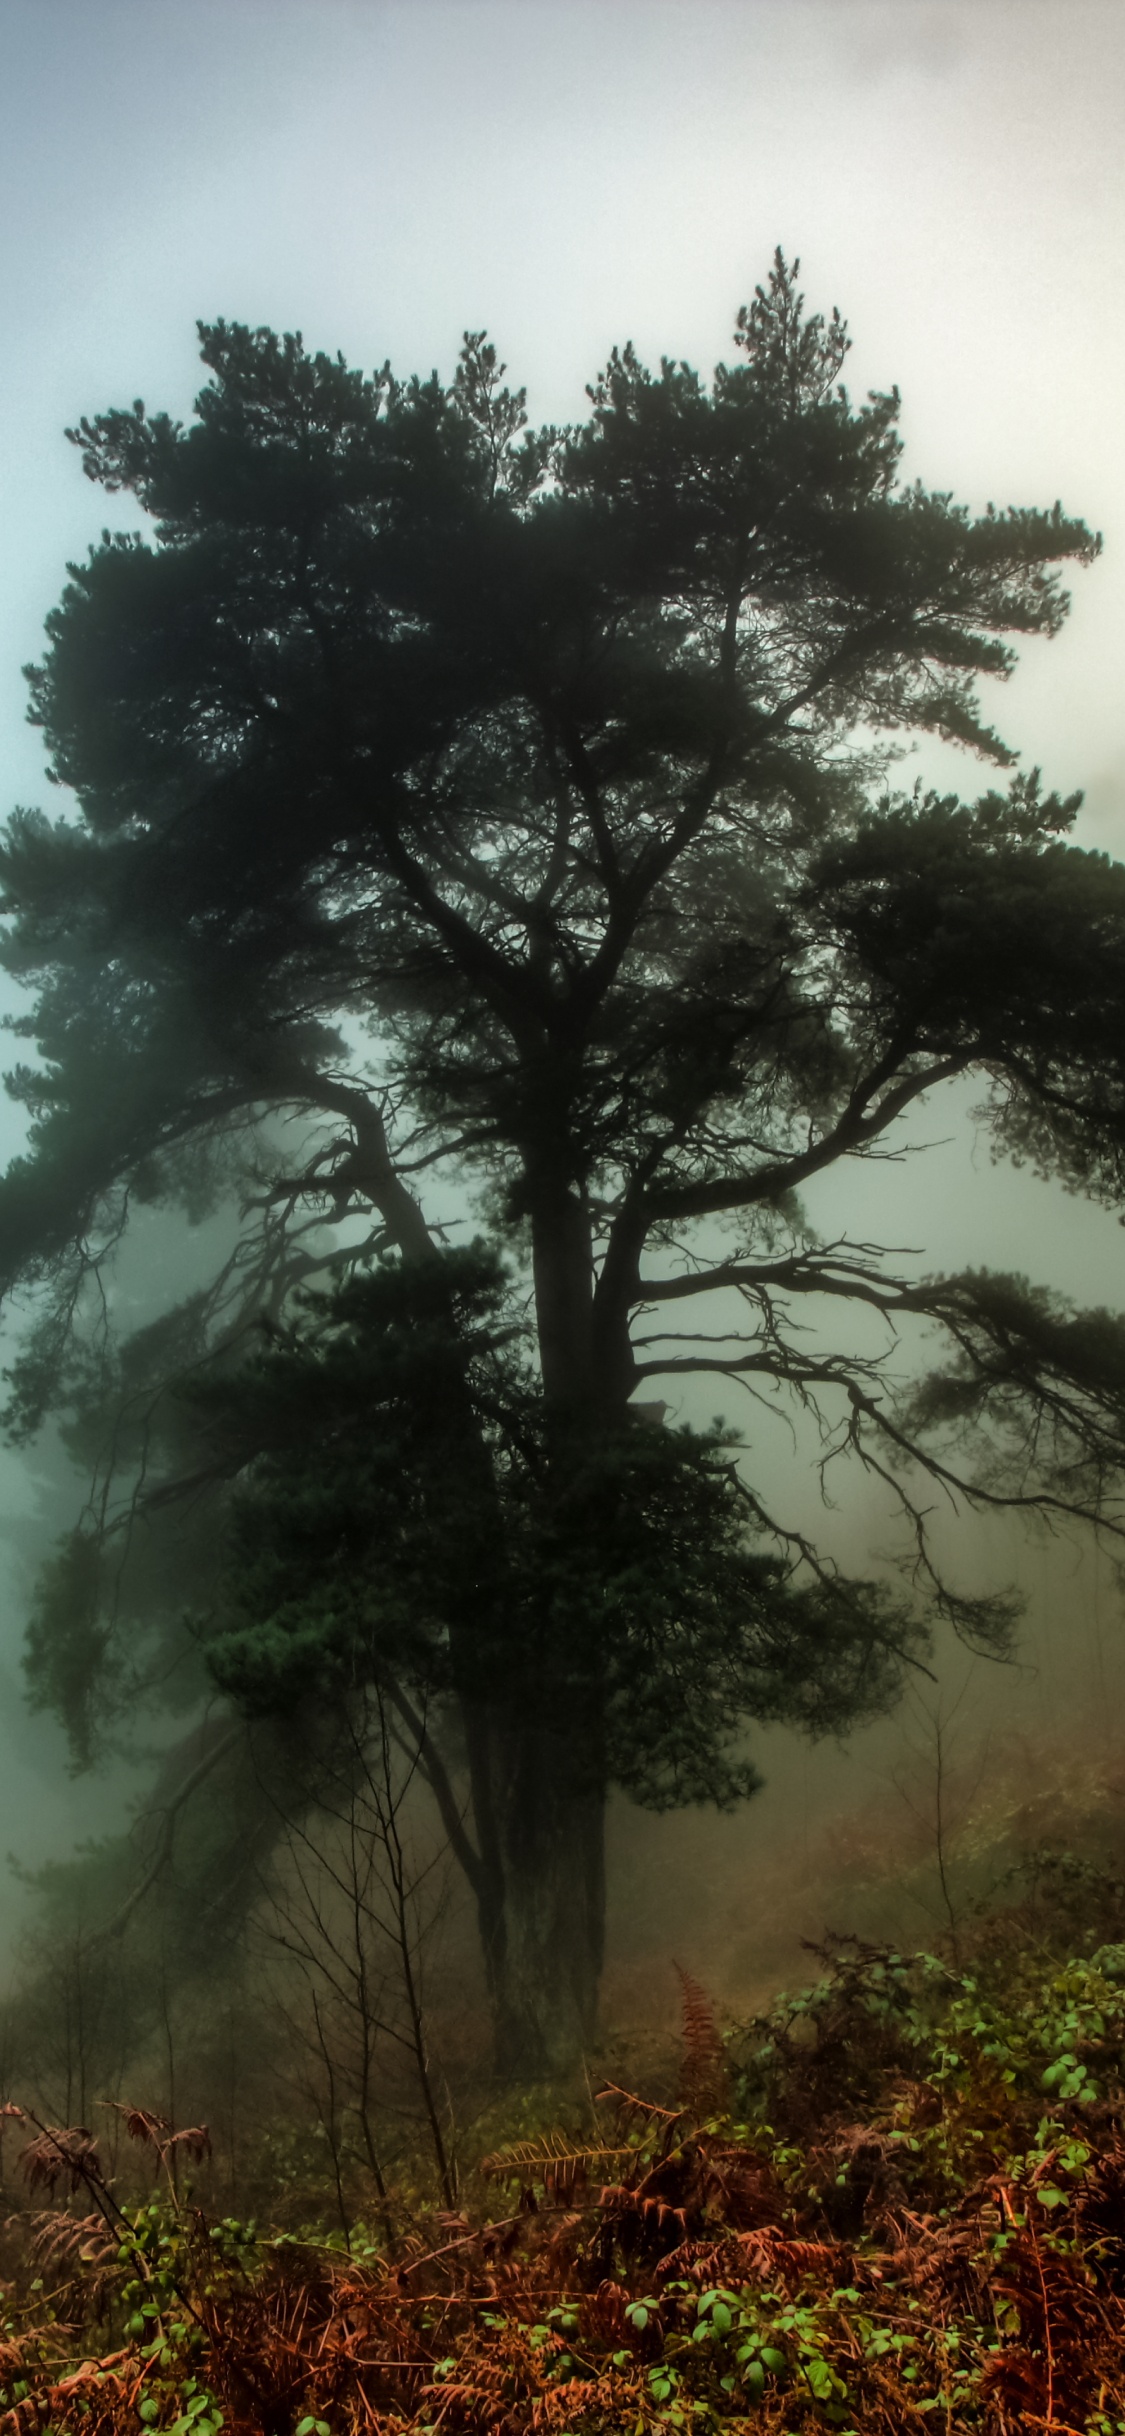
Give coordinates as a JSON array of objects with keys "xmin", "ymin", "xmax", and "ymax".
[
  {"xmin": 332, "ymin": 1091, "xmax": 618, "ymax": 2078},
  {"xmin": 376, "ymin": 1146, "xmax": 623, "ymax": 2079},
  {"xmin": 497, "ymin": 1720, "xmax": 605, "ymax": 2075},
  {"xmin": 531, "ymin": 1182, "xmax": 597, "ymax": 1414},
  {"xmin": 455, "ymin": 1179, "xmax": 621, "ymax": 2074},
  {"xmin": 465, "ymin": 1706, "xmax": 606, "ymax": 2077}
]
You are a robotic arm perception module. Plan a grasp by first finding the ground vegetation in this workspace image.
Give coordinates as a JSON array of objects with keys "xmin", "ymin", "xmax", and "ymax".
[{"xmin": 3, "ymin": 1863, "xmax": 1125, "ymax": 2431}]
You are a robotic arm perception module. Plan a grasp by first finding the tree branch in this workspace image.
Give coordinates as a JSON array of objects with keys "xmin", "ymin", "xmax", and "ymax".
[
  {"xmin": 271, "ymin": 1066, "xmax": 439, "ymax": 1263},
  {"xmin": 385, "ymin": 1683, "xmax": 486, "ymax": 1904},
  {"xmin": 88, "ymin": 1726, "xmax": 243, "ymax": 1946},
  {"xmin": 648, "ymin": 1055, "xmax": 966, "ymax": 1221}
]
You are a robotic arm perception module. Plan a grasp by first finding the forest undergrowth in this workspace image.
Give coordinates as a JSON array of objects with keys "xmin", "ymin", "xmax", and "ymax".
[{"xmin": 4, "ymin": 1853, "xmax": 1125, "ymax": 2432}]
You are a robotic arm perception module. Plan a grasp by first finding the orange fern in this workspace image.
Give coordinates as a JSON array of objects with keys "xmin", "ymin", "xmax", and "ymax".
[{"xmin": 674, "ymin": 1962, "xmax": 726, "ymax": 2113}]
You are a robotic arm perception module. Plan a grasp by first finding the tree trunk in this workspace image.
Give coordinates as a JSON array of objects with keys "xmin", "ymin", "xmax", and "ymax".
[
  {"xmin": 504, "ymin": 1717, "xmax": 604, "ymax": 2075},
  {"xmin": 530, "ymin": 1179, "xmax": 597, "ymax": 1415},
  {"xmin": 461, "ymin": 1180, "xmax": 617, "ymax": 2074},
  {"xmin": 449, "ymin": 1171, "xmax": 616, "ymax": 2075},
  {"xmin": 469, "ymin": 1709, "xmax": 606, "ymax": 2078}
]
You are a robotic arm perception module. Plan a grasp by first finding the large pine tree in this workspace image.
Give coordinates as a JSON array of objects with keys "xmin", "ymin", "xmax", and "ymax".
[{"xmin": 3, "ymin": 256, "xmax": 1125, "ymax": 2069}]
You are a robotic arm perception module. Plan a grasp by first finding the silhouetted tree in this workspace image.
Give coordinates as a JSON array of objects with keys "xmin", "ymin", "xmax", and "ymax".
[{"xmin": 3, "ymin": 253, "xmax": 1125, "ymax": 2070}]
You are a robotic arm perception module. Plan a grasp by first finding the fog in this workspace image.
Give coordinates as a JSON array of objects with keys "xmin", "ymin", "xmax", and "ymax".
[{"xmin": 0, "ymin": 0, "xmax": 1124, "ymax": 2078}]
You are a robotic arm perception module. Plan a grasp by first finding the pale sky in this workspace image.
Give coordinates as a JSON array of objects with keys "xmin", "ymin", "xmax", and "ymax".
[
  {"xmin": 0, "ymin": 0, "xmax": 1123, "ymax": 1891},
  {"xmin": 2, "ymin": 2, "xmax": 1124, "ymax": 835}
]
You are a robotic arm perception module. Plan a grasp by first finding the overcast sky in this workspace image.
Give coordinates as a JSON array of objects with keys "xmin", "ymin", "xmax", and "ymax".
[
  {"xmin": 2, "ymin": 2, "xmax": 1123, "ymax": 830},
  {"xmin": 0, "ymin": 0, "xmax": 1123, "ymax": 1887}
]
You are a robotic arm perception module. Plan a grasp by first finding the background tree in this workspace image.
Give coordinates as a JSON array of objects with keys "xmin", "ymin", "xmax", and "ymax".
[{"xmin": 2, "ymin": 253, "xmax": 1125, "ymax": 2072}]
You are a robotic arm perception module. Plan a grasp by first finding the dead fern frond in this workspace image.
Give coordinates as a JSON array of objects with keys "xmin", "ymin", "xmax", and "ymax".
[
  {"xmin": 29, "ymin": 2210, "xmax": 118, "ymax": 2274},
  {"xmin": 579, "ymin": 2277, "xmax": 630, "ymax": 2341},
  {"xmin": 4, "ymin": 2349, "xmax": 142, "ymax": 2436},
  {"xmin": 480, "ymin": 2134, "xmax": 631, "ymax": 2205},
  {"xmin": 595, "ymin": 2082, "xmax": 684, "ymax": 2135},
  {"xmin": 110, "ymin": 2103, "xmax": 173, "ymax": 2148},
  {"xmin": 167, "ymin": 2122, "xmax": 211, "ymax": 2162},
  {"xmin": 20, "ymin": 2126, "xmax": 103, "ymax": 2199},
  {"xmin": 675, "ymin": 1963, "xmax": 727, "ymax": 2114},
  {"xmin": 733, "ymin": 2227, "xmax": 841, "ymax": 2280},
  {"xmin": 107, "ymin": 2102, "xmax": 211, "ymax": 2164}
]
